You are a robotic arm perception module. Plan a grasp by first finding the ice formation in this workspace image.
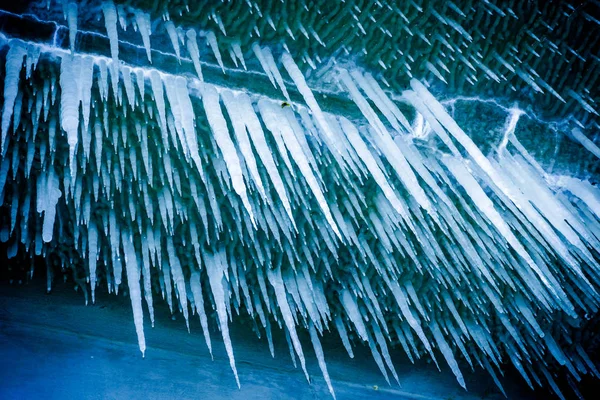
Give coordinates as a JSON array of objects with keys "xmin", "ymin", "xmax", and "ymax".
[{"xmin": 1, "ymin": 0, "xmax": 599, "ymax": 399}]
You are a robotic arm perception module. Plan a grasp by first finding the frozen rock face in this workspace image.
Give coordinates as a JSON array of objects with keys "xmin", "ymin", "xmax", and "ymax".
[{"xmin": 0, "ymin": 1, "xmax": 599, "ymax": 399}]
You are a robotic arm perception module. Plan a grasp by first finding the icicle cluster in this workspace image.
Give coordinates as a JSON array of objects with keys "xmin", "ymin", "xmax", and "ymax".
[
  {"xmin": 1, "ymin": 0, "xmax": 599, "ymax": 398},
  {"xmin": 1, "ymin": 36, "xmax": 600, "ymax": 398}
]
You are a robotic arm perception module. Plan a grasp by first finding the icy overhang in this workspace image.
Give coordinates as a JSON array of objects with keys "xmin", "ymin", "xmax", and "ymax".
[{"xmin": 1, "ymin": 2, "xmax": 600, "ymax": 399}]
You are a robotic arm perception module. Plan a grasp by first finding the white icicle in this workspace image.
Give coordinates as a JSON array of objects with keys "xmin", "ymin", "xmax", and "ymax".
[
  {"xmin": 164, "ymin": 21, "xmax": 181, "ymax": 61},
  {"xmin": 121, "ymin": 230, "xmax": 146, "ymax": 356},
  {"xmin": 102, "ymin": 1, "xmax": 119, "ymax": 64},
  {"xmin": 334, "ymin": 316, "xmax": 354, "ymax": 358},
  {"xmin": 309, "ymin": 322, "xmax": 336, "ymax": 399},
  {"xmin": 558, "ymin": 176, "xmax": 600, "ymax": 220},
  {"xmin": 177, "ymin": 77, "xmax": 204, "ymax": 175},
  {"xmin": 97, "ymin": 59, "xmax": 108, "ymax": 101},
  {"xmin": 88, "ymin": 220, "xmax": 98, "ymax": 303},
  {"xmin": 140, "ymin": 232, "xmax": 154, "ymax": 326},
  {"xmin": 204, "ymin": 249, "xmax": 240, "ymax": 387},
  {"xmin": 355, "ymin": 71, "xmax": 412, "ymax": 133},
  {"xmin": 150, "ymin": 70, "xmax": 167, "ymax": 139},
  {"xmin": 121, "ymin": 65, "xmax": 136, "ymax": 109},
  {"xmin": 25, "ymin": 44, "xmax": 41, "ymax": 80},
  {"xmin": 79, "ymin": 56, "xmax": 94, "ymax": 132},
  {"xmin": 340, "ymin": 290, "xmax": 369, "ymax": 341},
  {"xmin": 166, "ymin": 237, "xmax": 189, "ymax": 328},
  {"xmin": 262, "ymin": 47, "xmax": 290, "ymax": 102},
  {"xmin": 102, "ymin": 1, "xmax": 120, "ymax": 100},
  {"xmin": 430, "ymin": 321, "xmax": 466, "ymax": 389},
  {"xmin": 231, "ymin": 42, "xmax": 246, "ymax": 70},
  {"xmin": 267, "ymin": 266, "xmax": 310, "ymax": 381},
  {"xmin": 59, "ymin": 55, "xmax": 80, "ymax": 178},
  {"xmin": 189, "ymin": 271, "xmax": 213, "ymax": 356},
  {"xmin": 135, "ymin": 69, "xmax": 145, "ymax": 100},
  {"xmin": 1, "ymin": 42, "xmax": 27, "ymax": 153},
  {"xmin": 186, "ymin": 29, "xmax": 203, "ymax": 81},
  {"xmin": 235, "ymin": 92, "xmax": 294, "ymax": 224},
  {"xmin": 37, "ymin": 167, "xmax": 62, "ymax": 243},
  {"xmin": 134, "ymin": 10, "xmax": 153, "ymax": 63},
  {"xmin": 252, "ymin": 43, "xmax": 275, "ymax": 87},
  {"xmin": 411, "ymin": 79, "xmax": 585, "ymax": 305},
  {"xmin": 206, "ymin": 31, "xmax": 225, "ymax": 73},
  {"xmin": 66, "ymin": 2, "xmax": 78, "ymax": 53}
]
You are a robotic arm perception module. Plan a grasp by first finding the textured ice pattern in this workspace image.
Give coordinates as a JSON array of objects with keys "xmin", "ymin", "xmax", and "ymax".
[{"xmin": 1, "ymin": 1, "xmax": 600, "ymax": 399}]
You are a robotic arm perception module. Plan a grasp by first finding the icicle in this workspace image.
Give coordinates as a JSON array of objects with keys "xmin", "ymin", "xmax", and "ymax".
[
  {"xmin": 102, "ymin": 1, "xmax": 120, "ymax": 100},
  {"xmin": 135, "ymin": 69, "xmax": 145, "ymax": 100},
  {"xmin": 309, "ymin": 322, "xmax": 336, "ymax": 399},
  {"xmin": 166, "ymin": 237, "xmax": 189, "ymax": 329},
  {"xmin": 267, "ymin": 267, "xmax": 310, "ymax": 382},
  {"xmin": 262, "ymin": 47, "xmax": 290, "ymax": 102},
  {"xmin": 186, "ymin": 29, "xmax": 203, "ymax": 81},
  {"xmin": 165, "ymin": 21, "xmax": 181, "ymax": 61},
  {"xmin": 1, "ymin": 42, "xmax": 27, "ymax": 153},
  {"xmin": 134, "ymin": 10, "xmax": 153, "ymax": 63},
  {"xmin": 206, "ymin": 31, "xmax": 225, "ymax": 73},
  {"xmin": 204, "ymin": 249, "xmax": 240, "ymax": 387},
  {"xmin": 59, "ymin": 55, "xmax": 80, "ymax": 178},
  {"xmin": 88, "ymin": 220, "xmax": 98, "ymax": 303},
  {"xmin": 79, "ymin": 56, "xmax": 94, "ymax": 132},
  {"xmin": 340, "ymin": 69, "xmax": 433, "ymax": 215},
  {"xmin": 252, "ymin": 43, "xmax": 276, "ymax": 87},
  {"xmin": 140, "ymin": 231, "xmax": 154, "ymax": 327},
  {"xmin": 232, "ymin": 42, "xmax": 247, "ymax": 70},
  {"xmin": 37, "ymin": 167, "xmax": 62, "ymax": 243},
  {"xmin": 339, "ymin": 117, "xmax": 408, "ymax": 220},
  {"xmin": 189, "ymin": 271, "xmax": 213, "ymax": 357},
  {"xmin": 121, "ymin": 230, "xmax": 146, "ymax": 357},
  {"xmin": 235, "ymin": 92, "xmax": 294, "ymax": 224},
  {"xmin": 102, "ymin": 1, "xmax": 119, "ymax": 64},
  {"xmin": 66, "ymin": 2, "xmax": 78, "ymax": 53},
  {"xmin": 150, "ymin": 70, "xmax": 167, "ymax": 140}
]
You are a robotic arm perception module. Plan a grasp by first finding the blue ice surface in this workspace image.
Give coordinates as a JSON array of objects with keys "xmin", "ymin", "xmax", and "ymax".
[{"xmin": 0, "ymin": 280, "xmax": 535, "ymax": 400}]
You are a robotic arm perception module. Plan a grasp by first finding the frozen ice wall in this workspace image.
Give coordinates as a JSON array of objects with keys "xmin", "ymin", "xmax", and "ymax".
[{"xmin": 0, "ymin": 1, "xmax": 599, "ymax": 399}]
